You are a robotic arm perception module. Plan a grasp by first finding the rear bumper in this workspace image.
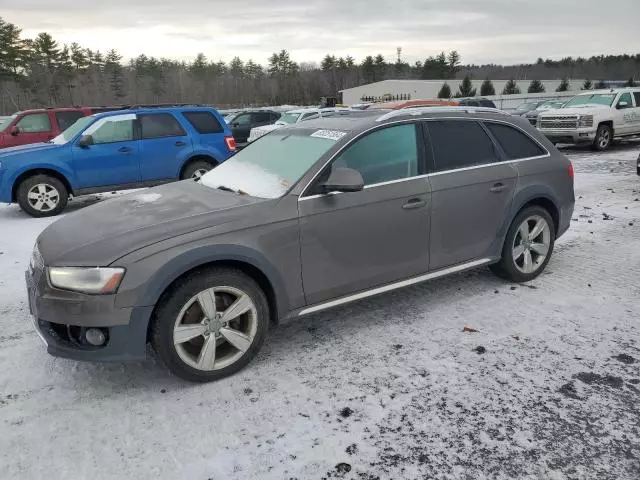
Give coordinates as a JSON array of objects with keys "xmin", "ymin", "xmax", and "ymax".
[
  {"xmin": 557, "ymin": 200, "xmax": 574, "ymax": 239},
  {"xmin": 26, "ymin": 267, "xmax": 152, "ymax": 363}
]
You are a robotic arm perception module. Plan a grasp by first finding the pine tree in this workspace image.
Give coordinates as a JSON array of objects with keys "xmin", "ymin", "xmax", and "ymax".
[
  {"xmin": 527, "ymin": 80, "xmax": 545, "ymax": 93},
  {"xmin": 438, "ymin": 82, "xmax": 452, "ymax": 99},
  {"xmin": 361, "ymin": 56, "xmax": 375, "ymax": 83},
  {"xmin": 448, "ymin": 50, "xmax": 461, "ymax": 77},
  {"xmin": 435, "ymin": 52, "xmax": 448, "ymax": 79},
  {"xmin": 502, "ymin": 79, "xmax": 521, "ymax": 95},
  {"xmin": 556, "ymin": 77, "xmax": 570, "ymax": 92},
  {"xmin": 582, "ymin": 79, "xmax": 592, "ymax": 90},
  {"xmin": 480, "ymin": 78, "xmax": 495, "ymax": 96},
  {"xmin": 457, "ymin": 75, "xmax": 476, "ymax": 97},
  {"xmin": 0, "ymin": 17, "xmax": 28, "ymax": 79},
  {"xmin": 104, "ymin": 49, "xmax": 125, "ymax": 100}
]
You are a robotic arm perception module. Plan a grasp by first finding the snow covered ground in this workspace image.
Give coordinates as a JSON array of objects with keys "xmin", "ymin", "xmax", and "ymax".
[{"xmin": 1, "ymin": 145, "xmax": 639, "ymax": 480}]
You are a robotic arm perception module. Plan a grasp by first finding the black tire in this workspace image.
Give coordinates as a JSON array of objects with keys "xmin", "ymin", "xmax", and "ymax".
[
  {"xmin": 17, "ymin": 174, "xmax": 68, "ymax": 217},
  {"xmin": 592, "ymin": 124, "xmax": 612, "ymax": 151},
  {"xmin": 180, "ymin": 159, "xmax": 215, "ymax": 181},
  {"xmin": 151, "ymin": 268, "xmax": 269, "ymax": 382},
  {"xmin": 490, "ymin": 206, "xmax": 556, "ymax": 283}
]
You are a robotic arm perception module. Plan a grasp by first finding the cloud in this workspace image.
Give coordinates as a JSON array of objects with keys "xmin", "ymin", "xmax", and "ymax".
[{"xmin": 3, "ymin": 0, "xmax": 638, "ymax": 65}]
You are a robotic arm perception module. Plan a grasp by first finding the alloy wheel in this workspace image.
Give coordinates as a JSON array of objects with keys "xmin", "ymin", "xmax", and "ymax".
[
  {"xmin": 27, "ymin": 184, "xmax": 60, "ymax": 212},
  {"xmin": 192, "ymin": 168, "xmax": 209, "ymax": 181},
  {"xmin": 598, "ymin": 129, "xmax": 611, "ymax": 149},
  {"xmin": 512, "ymin": 215, "xmax": 551, "ymax": 274},
  {"xmin": 173, "ymin": 286, "xmax": 257, "ymax": 371}
]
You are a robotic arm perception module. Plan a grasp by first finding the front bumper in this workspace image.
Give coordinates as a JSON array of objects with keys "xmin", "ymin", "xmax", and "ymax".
[
  {"xmin": 539, "ymin": 128, "xmax": 596, "ymax": 144},
  {"xmin": 25, "ymin": 265, "xmax": 152, "ymax": 362}
]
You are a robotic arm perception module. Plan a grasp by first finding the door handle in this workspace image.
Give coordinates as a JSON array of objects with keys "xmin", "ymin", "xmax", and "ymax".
[
  {"xmin": 402, "ymin": 198, "xmax": 426, "ymax": 210},
  {"xmin": 490, "ymin": 183, "xmax": 507, "ymax": 193},
  {"xmin": 175, "ymin": 141, "xmax": 186, "ymax": 147},
  {"xmin": 118, "ymin": 146, "xmax": 132, "ymax": 153}
]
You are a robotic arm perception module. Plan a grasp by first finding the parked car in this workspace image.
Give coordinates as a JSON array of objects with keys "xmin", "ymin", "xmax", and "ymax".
[
  {"xmin": 537, "ymin": 88, "xmax": 640, "ymax": 150},
  {"xmin": 0, "ymin": 106, "xmax": 124, "ymax": 149},
  {"xmin": 373, "ymin": 99, "xmax": 460, "ymax": 109},
  {"xmin": 459, "ymin": 98, "xmax": 497, "ymax": 109},
  {"xmin": 247, "ymin": 108, "xmax": 348, "ymax": 142},
  {"xmin": 512, "ymin": 101, "xmax": 546, "ymax": 117},
  {"xmin": 25, "ymin": 107, "xmax": 574, "ymax": 382},
  {"xmin": 523, "ymin": 100, "xmax": 567, "ymax": 126},
  {"xmin": 225, "ymin": 109, "xmax": 282, "ymax": 147},
  {"xmin": 0, "ymin": 105, "xmax": 236, "ymax": 217}
]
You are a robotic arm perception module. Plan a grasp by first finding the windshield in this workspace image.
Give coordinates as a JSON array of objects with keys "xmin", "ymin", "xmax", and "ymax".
[
  {"xmin": 0, "ymin": 115, "xmax": 16, "ymax": 132},
  {"xmin": 200, "ymin": 130, "xmax": 338, "ymax": 198},
  {"xmin": 538, "ymin": 101, "xmax": 565, "ymax": 110},
  {"xmin": 276, "ymin": 113, "xmax": 301, "ymax": 125},
  {"xmin": 563, "ymin": 93, "xmax": 616, "ymax": 107},
  {"xmin": 50, "ymin": 116, "xmax": 94, "ymax": 144}
]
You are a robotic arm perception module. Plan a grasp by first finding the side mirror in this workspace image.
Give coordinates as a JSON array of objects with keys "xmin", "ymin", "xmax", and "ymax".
[
  {"xmin": 617, "ymin": 101, "xmax": 629, "ymax": 109},
  {"xmin": 77, "ymin": 134, "xmax": 94, "ymax": 148},
  {"xmin": 9, "ymin": 126, "xmax": 19, "ymax": 136},
  {"xmin": 318, "ymin": 167, "xmax": 364, "ymax": 193}
]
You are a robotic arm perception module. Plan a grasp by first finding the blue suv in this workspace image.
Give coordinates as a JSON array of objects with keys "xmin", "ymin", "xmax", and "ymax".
[{"xmin": 0, "ymin": 105, "xmax": 237, "ymax": 217}]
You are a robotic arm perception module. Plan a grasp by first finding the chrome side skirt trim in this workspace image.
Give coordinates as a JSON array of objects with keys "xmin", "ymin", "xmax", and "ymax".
[{"xmin": 298, "ymin": 257, "xmax": 493, "ymax": 316}]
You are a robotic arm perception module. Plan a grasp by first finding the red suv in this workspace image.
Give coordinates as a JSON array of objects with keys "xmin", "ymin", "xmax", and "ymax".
[{"xmin": 0, "ymin": 107, "xmax": 119, "ymax": 149}]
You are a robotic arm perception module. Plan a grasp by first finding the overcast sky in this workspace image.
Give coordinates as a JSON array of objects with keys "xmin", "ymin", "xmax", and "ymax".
[{"xmin": 4, "ymin": 0, "xmax": 638, "ymax": 66}]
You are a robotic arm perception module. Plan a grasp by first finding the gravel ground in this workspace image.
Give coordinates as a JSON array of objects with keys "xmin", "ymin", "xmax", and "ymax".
[{"xmin": 0, "ymin": 144, "xmax": 639, "ymax": 480}]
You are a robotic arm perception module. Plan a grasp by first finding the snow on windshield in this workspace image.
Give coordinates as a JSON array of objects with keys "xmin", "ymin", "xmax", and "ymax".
[{"xmin": 201, "ymin": 161, "xmax": 291, "ymax": 199}]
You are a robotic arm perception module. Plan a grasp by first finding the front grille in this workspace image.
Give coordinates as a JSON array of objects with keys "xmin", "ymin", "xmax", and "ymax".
[{"xmin": 539, "ymin": 116, "xmax": 578, "ymax": 129}]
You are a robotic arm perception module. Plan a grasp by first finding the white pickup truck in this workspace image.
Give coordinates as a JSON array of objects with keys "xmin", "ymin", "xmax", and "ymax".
[{"xmin": 537, "ymin": 88, "xmax": 640, "ymax": 150}]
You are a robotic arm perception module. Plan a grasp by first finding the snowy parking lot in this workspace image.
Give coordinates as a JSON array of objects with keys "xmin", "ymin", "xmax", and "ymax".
[{"xmin": 1, "ymin": 145, "xmax": 639, "ymax": 480}]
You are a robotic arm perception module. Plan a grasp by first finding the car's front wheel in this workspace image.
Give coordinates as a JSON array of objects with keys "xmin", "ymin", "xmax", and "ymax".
[
  {"xmin": 17, "ymin": 174, "xmax": 69, "ymax": 217},
  {"xmin": 151, "ymin": 268, "xmax": 269, "ymax": 382},
  {"xmin": 592, "ymin": 124, "xmax": 612, "ymax": 151},
  {"xmin": 490, "ymin": 206, "xmax": 556, "ymax": 283}
]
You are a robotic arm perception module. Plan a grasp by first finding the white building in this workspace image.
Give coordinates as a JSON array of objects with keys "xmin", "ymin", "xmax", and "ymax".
[{"xmin": 340, "ymin": 79, "xmax": 587, "ymax": 108}]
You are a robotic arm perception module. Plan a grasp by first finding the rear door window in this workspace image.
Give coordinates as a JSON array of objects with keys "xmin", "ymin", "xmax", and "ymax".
[
  {"xmin": 140, "ymin": 113, "xmax": 186, "ymax": 139},
  {"xmin": 252, "ymin": 112, "xmax": 272, "ymax": 124},
  {"xmin": 55, "ymin": 111, "xmax": 85, "ymax": 132},
  {"xmin": 16, "ymin": 113, "xmax": 51, "ymax": 133},
  {"xmin": 427, "ymin": 120, "xmax": 499, "ymax": 171},
  {"xmin": 484, "ymin": 122, "xmax": 546, "ymax": 160},
  {"xmin": 183, "ymin": 111, "xmax": 224, "ymax": 134}
]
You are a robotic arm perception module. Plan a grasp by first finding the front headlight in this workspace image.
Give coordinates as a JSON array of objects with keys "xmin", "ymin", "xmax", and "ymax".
[
  {"xmin": 48, "ymin": 267, "xmax": 125, "ymax": 294},
  {"xmin": 577, "ymin": 115, "xmax": 594, "ymax": 128}
]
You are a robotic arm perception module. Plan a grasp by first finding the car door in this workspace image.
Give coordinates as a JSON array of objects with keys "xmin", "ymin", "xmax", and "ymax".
[
  {"xmin": 298, "ymin": 122, "xmax": 432, "ymax": 305},
  {"xmin": 628, "ymin": 91, "xmax": 640, "ymax": 135},
  {"xmin": 615, "ymin": 92, "xmax": 634, "ymax": 135},
  {"xmin": 5, "ymin": 112, "xmax": 54, "ymax": 147},
  {"xmin": 138, "ymin": 113, "xmax": 192, "ymax": 181},
  {"xmin": 425, "ymin": 119, "xmax": 518, "ymax": 270},
  {"xmin": 229, "ymin": 113, "xmax": 253, "ymax": 144},
  {"xmin": 72, "ymin": 113, "xmax": 141, "ymax": 189}
]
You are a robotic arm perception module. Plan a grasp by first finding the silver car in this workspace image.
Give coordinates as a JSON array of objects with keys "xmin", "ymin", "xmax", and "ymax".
[{"xmin": 26, "ymin": 107, "xmax": 575, "ymax": 382}]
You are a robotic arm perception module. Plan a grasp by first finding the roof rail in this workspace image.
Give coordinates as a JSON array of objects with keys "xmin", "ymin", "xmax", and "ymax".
[
  {"xmin": 376, "ymin": 106, "xmax": 510, "ymax": 122},
  {"xmin": 126, "ymin": 103, "xmax": 209, "ymax": 109}
]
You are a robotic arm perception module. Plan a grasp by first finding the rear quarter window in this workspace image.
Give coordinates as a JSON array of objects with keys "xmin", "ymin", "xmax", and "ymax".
[
  {"xmin": 183, "ymin": 111, "xmax": 224, "ymax": 134},
  {"xmin": 427, "ymin": 120, "xmax": 499, "ymax": 171},
  {"xmin": 485, "ymin": 122, "xmax": 546, "ymax": 160}
]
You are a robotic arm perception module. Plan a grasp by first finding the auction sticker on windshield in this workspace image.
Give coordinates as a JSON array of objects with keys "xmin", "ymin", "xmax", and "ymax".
[{"xmin": 310, "ymin": 129, "xmax": 347, "ymax": 141}]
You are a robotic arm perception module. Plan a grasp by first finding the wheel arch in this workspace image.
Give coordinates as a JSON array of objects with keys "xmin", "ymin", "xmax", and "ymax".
[
  {"xmin": 12, "ymin": 167, "xmax": 73, "ymax": 202},
  {"xmin": 137, "ymin": 246, "xmax": 288, "ymax": 341},
  {"xmin": 500, "ymin": 188, "xmax": 561, "ymax": 243}
]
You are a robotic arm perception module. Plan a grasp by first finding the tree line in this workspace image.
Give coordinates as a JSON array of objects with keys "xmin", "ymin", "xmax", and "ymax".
[{"xmin": 0, "ymin": 16, "xmax": 639, "ymax": 114}]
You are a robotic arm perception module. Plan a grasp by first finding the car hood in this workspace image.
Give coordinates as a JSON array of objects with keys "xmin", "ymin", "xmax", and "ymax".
[
  {"xmin": 540, "ymin": 105, "xmax": 609, "ymax": 116},
  {"xmin": 0, "ymin": 142, "xmax": 63, "ymax": 158},
  {"xmin": 37, "ymin": 180, "xmax": 271, "ymax": 266}
]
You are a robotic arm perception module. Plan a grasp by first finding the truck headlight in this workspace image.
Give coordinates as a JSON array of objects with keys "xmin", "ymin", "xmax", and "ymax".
[
  {"xmin": 48, "ymin": 267, "xmax": 125, "ymax": 294},
  {"xmin": 577, "ymin": 115, "xmax": 594, "ymax": 128}
]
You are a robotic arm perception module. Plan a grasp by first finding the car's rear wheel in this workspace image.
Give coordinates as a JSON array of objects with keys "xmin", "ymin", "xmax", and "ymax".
[
  {"xmin": 592, "ymin": 124, "xmax": 612, "ymax": 151},
  {"xmin": 17, "ymin": 174, "xmax": 68, "ymax": 217},
  {"xmin": 151, "ymin": 268, "xmax": 269, "ymax": 382},
  {"xmin": 181, "ymin": 159, "xmax": 215, "ymax": 181},
  {"xmin": 490, "ymin": 206, "xmax": 555, "ymax": 283}
]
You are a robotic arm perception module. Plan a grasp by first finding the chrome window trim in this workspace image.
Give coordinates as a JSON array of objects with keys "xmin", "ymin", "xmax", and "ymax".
[{"xmin": 298, "ymin": 116, "xmax": 550, "ymax": 202}]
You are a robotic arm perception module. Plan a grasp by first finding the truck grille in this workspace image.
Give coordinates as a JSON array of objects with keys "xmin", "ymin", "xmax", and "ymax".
[{"xmin": 539, "ymin": 116, "xmax": 578, "ymax": 129}]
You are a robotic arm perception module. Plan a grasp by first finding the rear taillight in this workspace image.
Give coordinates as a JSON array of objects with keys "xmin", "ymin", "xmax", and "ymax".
[
  {"xmin": 568, "ymin": 162, "xmax": 574, "ymax": 179},
  {"xmin": 225, "ymin": 136, "xmax": 237, "ymax": 152}
]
